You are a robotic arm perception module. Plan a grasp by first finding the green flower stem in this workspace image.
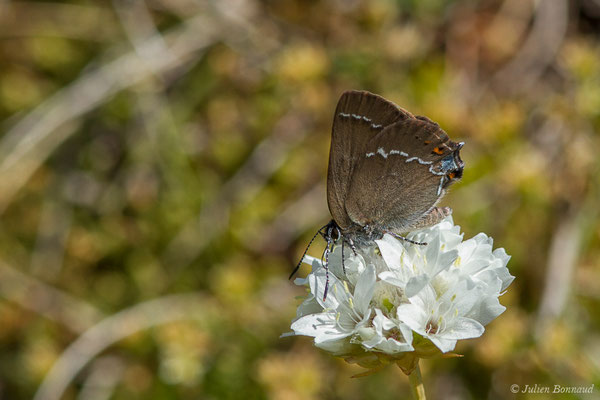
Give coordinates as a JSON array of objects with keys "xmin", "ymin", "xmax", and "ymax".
[{"xmin": 408, "ymin": 362, "xmax": 426, "ymax": 400}]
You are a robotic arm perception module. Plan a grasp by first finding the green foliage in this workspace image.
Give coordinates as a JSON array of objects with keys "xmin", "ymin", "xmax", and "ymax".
[{"xmin": 0, "ymin": 1, "xmax": 599, "ymax": 399}]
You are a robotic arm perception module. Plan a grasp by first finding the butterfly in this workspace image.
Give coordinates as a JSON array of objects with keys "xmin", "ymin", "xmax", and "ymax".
[{"xmin": 292, "ymin": 91, "xmax": 464, "ymax": 298}]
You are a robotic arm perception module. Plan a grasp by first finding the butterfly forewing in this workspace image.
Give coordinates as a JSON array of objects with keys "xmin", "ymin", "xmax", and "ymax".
[{"xmin": 327, "ymin": 91, "xmax": 413, "ymax": 229}]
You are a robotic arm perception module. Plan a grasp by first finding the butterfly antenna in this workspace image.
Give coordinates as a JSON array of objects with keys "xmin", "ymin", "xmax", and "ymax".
[
  {"xmin": 289, "ymin": 222, "xmax": 330, "ymax": 280},
  {"xmin": 322, "ymin": 229, "xmax": 334, "ymax": 301}
]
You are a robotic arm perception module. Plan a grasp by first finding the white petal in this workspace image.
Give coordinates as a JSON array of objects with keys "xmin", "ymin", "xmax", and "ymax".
[
  {"xmin": 461, "ymin": 259, "xmax": 490, "ymax": 276},
  {"xmin": 425, "ymin": 235, "xmax": 443, "ymax": 269},
  {"xmin": 429, "ymin": 336, "xmax": 458, "ymax": 353},
  {"xmin": 377, "ymin": 235, "xmax": 405, "ymax": 270},
  {"xmin": 468, "ymin": 296, "xmax": 506, "ymax": 326},
  {"xmin": 296, "ymin": 295, "xmax": 322, "ymax": 317},
  {"xmin": 396, "ymin": 303, "xmax": 428, "ymax": 332},
  {"xmin": 361, "ymin": 332, "xmax": 384, "ymax": 349},
  {"xmin": 315, "ymin": 338, "xmax": 355, "ymax": 354},
  {"xmin": 302, "ymin": 255, "xmax": 322, "ymax": 268},
  {"xmin": 398, "ymin": 322, "xmax": 414, "ymax": 345},
  {"xmin": 431, "ymin": 250, "xmax": 459, "ymax": 278},
  {"xmin": 440, "ymin": 229, "xmax": 464, "ymax": 248},
  {"xmin": 493, "ymin": 263, "xmax": 515, "ymax": 291},
  {"xmin": 357, "ymin": 326, "xmax": 378, "ymax": 342},
  {"xmin": 448, "ymin": 286, "xmax": 479, "ymax": 315},
  {"xmin": 379, "ymin": 271, "xmax": 406, "ymax": 287},
  {"xmin": 291, "ymin": 313, "xmax": 352, "ymax": 343},
  {"xmin": 442, "ymin": 317, "xmax": 485, "ymax": 340},
  {"xmin": 353, "ymin": 265, "xmax": 376, "ymax": 313},
  {"xmin": 374, "ymin": 309, "xmax": 397, "ymax": 331},
  {"xmin": 374, "ymin": 338, "xmax": 414, "ymax": 353},
  {"xmin": 493, "ymin": 247, "xmax": 511, "ymax": 268},
  {"xmin": 308, "ymin": 263, "xmax": 341, "ymax": 309},
  {"xmin": 405, "ymin": 274, "xmax": 430, "ymax": 298}
]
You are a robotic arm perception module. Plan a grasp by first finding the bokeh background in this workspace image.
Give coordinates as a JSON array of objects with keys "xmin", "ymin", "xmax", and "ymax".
[{"xmin": 1, "ymin": 0, "xmax": 599, "ymax": 399}]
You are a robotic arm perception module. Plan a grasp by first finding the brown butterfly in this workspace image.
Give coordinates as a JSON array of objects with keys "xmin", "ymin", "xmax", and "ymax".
[{"xmin": 292, "ymin": 91, "xmax": 464, "ymax": 298}]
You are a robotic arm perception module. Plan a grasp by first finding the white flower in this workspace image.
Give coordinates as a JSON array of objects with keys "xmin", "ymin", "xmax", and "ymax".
[
  {"xmin": 289, "ymin": 252, "xmax": 414, "ymax": 355},
  {"xmin": 395, "ymin": 276, "xmax": 485, "ymax": 353},
  {"xmin": 286, "ymin": 217, "xmax": 513, "ymax": 362}
]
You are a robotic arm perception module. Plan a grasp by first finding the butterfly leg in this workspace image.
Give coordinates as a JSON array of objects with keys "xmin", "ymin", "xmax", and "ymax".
[
  {"xmin": 341, "ymin": 236, "xmax": 346, "ymax": 275},
  {"xmin": 344, "ymin": 237, "xmax": 357, "ymax": 256},
  {"xmin": 387, "ymin": 232, "xmax": 427, "ymax": 246},
  {"xmin": 321, "ymin": 224, "xmax": 336, "ymax": 301},
  {"xmin": 341, "ymin": 237, "xmax": 358, "ymax": 275},
  {"xmin": 331, "ymin": 224, "xmax": 352, "ymax": 276}
]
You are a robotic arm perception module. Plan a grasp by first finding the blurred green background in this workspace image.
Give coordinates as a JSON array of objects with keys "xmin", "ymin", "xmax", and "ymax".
[{"xmin": 0, "ymin": 0, "xmax": 599, "ymax": 399}]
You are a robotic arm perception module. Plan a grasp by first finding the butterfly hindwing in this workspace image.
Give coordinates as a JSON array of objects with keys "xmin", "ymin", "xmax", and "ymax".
[
  {"xmin": 344, "ymin": 118, "xmax": 463, "ymax": 233},
  {"xmin": 327, "ymin": 91, "xmax": 413, "ymax": 229}
]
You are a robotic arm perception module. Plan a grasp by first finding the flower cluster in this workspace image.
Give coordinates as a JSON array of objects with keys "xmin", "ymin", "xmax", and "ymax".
[{"xmin": 286, "ymin": 217, "xmax": 513, "ymax": 372}]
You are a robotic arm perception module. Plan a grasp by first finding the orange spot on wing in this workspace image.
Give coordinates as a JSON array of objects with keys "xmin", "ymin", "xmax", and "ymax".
[
  {"xmin": 424, "ymin": 140, "xmax": 432, "ymax": 145},
  {"xmin": 448, "ymin": 172, "xmax": 456, "ymax": 180},
  {"xmin": 432, "ymin": 147, "xmax": 444, "ymax": 155}
]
